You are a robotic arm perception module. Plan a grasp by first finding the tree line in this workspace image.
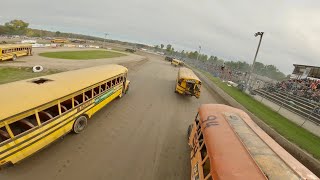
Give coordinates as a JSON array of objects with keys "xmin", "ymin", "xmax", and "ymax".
[
  {"xmin": 0, "ymin": 19, "xmax": 151, "ymax": 50},
  {"xmin": 154, "ymin": 43, "xmax": 286, "ymax": 80}
]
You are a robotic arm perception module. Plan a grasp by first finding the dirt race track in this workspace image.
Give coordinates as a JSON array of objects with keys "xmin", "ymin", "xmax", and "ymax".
[{"xmin": 0, "ymin": 53, "xmax": 225, "ymax": 180}]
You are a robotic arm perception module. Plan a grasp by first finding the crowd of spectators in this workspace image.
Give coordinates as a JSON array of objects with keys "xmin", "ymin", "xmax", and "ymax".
[
  {"xmin": 265, "ymin": 79, "xmax": 320, "ymax": 104},
  {"xmin": 183, "ymin": 57, "xmax": 245, "ymax": 83}
]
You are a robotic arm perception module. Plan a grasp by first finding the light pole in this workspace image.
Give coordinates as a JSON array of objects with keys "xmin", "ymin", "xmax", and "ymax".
[
  {"xmin": 246, "ymin": 32, "xmax": 264, "ymax": 91},
  {"xmin": 103, "ymin": 33, "xmax": 108, "ymax": 49},
  {"xmin": 196, "ymin": 45, "xmax": 201, "ymax": 61}
]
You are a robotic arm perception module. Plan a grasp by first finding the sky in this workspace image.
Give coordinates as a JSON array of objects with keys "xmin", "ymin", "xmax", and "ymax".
[{"xmin": 1, "ymin": 0, "xmax": 319, "ymax": 74}]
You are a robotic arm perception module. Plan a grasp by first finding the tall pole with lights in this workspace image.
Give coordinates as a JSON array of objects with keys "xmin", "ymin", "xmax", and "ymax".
[
  {"xmin": 103, "ymin": 33, "xmax": 108, "ymax": 49},
  {"xmin": 196, "ymin": 45, "xmax": 201, "ymax": 61},
  {"xmin": 246, "ymin": 32, "xmax": 264, "ymax": 91}
]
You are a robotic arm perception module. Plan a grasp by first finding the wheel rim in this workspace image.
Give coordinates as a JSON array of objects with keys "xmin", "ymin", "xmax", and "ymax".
[{"xmin": 75, "ymin": 116, "xmax": 87, "ymax": 133}]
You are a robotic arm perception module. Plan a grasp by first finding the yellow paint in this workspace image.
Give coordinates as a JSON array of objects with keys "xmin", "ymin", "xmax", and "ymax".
[
  {"xmin": 171, "ymin": 59, "xmax": 183, "ymax": 67},
  {"xmin": 175, "ymin": 68, "xmax": 201, "ymax": 98},
  {"xmin": 0, "ymin": 67, "xmax": 130, "ymax": 167}
]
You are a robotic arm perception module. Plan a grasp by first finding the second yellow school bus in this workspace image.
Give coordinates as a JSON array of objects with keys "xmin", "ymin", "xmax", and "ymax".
[
  {"xmin": 0, "ymin": 44, "xmax": 32, "ymax": 61},
  {"xmin": 175, "ymin": 67, "xmax": 201, "ymax": 98},
  {"xmin": 171, "ymin": 59, "xmax": 184, "ymax": 67},
  {"xmin": 0, "ymin": 64, "xmax": 130, "ymax": 168}
]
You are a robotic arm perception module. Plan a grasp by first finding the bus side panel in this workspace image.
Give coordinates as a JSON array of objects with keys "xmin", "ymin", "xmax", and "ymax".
[
  {"xmin": 176, "ymin": 81, "xmax": 186, "ymax": 95},
  {"xmin": 1, "ymin": 54, "xmax": 12, "ymax": 61},
  {"xmin": 88, "ymin": 87, "xmax": 122, "ymax": 116},
  {"xmin": 9, "ymin": 120, "xmax": 74, "ymax": 164},
  {"xmin": 0, "ymin": 114, "xmax": 76, "ymax": 165},
  {"xmin": 16, "ymin": 51, "xmax": 28, "ymax": 57},
  {"xmin": 189, "ymin": 122, "xmax": 205, "ymax": 180}
]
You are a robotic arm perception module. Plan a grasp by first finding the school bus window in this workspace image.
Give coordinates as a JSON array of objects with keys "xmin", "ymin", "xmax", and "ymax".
[
  {"xmin": 112, "ymin": 79, "xmax": 116, "ymax": 86},
  {"xmin": 61, "ymin": 99, "xmax": 73, "ymax": 112},
  {"xmin": 0, "ymin": 127, "xmax": 11, "ymax": 143},
  {"xmin": 101, "ymin": 83, "xmax": 106, "ymax": 92},
  {"xmin": 9, "ymin": 114, "xmax": 38, "ymax": 136},
  {"xmin": 85, "ymin": 89, "xmax": 93, "ymax": 100},
  {"xmin": 74, "ymin": 94, "xmax": 84, "ymax": 105},
  {"xmin": 200, "ymin": 143, "xmax": 207, "ymax": 160},
  {"xmin": 93, "ymin": 86, "xmax": 100, "ymax": 96},
  {"xmin": 199, "ymin": 130, "xmax": 203, "ymax": 140},
  {"xmin": 39, "ymin": 104, "xmax": 60, "ymax": 124},
  {"xmin": 106, "ymin": 81, "xmax": 111, "ymax": 89},
  {"xmin": 202, "ymin": 155, "xmax": 212, "ymax": 180}
]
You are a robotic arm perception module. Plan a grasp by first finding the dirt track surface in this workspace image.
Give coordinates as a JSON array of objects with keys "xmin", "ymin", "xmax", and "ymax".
[
  {"xmin": 0, "ymin": 47, "xmax": 145, "ymax": 71},
  {"xmin": 1, "ymin": 53, "xmax": 223, "ymax": 180}
]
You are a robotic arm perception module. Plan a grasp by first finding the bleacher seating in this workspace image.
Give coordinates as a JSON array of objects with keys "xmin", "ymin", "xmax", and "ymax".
[{"xmin": 254, "ymin": 88, "xmax": 320, "ymax": 125}]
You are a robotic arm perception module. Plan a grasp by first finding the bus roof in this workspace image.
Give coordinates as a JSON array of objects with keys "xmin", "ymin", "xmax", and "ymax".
[
  {"xmin": 198, "ymin": 104, "xmax": 267, "ymax": 179},
  {"xmin": 178, "ymin": 67, "xmax": 201, "ymax": 82},
  {"xmin": 0, "ymin": 44, "xmax": 32, "ymax": 49},
  {"xmin": 0, "ymin": 64, "xmax": 128, "ymax": 121},
  {"xmin": 198, "ymin": 104, "xmax": 318, "ymax": 179}
]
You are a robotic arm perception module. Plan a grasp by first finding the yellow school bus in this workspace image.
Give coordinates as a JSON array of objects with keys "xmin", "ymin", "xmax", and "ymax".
[
  {"xmin": 175, "ymin": 67, "xmax": 201, "ymax": 98},
  {"xmin": 0, "ymin": 64, "xmax": 130, "ymax": 168},
  {"xmin": 51, "ymin": 39, "xmax": 68, "ymax": 43},
  {"xmin": 0, "ymin": 44, "xmax": 32, "ymax": 61},
  {"xmin": 171, "ymin": 59, "xmax": 184, "ymax": 67}
]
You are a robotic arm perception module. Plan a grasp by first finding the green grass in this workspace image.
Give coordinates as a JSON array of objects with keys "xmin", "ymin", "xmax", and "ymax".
[
  {"xmin": 0, "ymin": 67, "xmax": 60, "ymax": 84},
  {"xmin": 200, "ymin": 70, "xmax": 320, "ymax": 160},
  {"xmin": 39, "ymin": 50, "xmax": 125, "ymax": 60}
]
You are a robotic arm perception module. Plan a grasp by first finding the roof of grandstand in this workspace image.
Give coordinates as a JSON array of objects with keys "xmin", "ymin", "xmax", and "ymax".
[{"xmin": 292, "ymin": 64, "xmax": 320, "ymax": 79}]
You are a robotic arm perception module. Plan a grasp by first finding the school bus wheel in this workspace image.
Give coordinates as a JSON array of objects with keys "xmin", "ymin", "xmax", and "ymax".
[
  {"xmin": 12, "ymin": 54, "xmax": 17, "ymax": 61},
  {"xmin": 73, "ymin": 115, "xmax": 88, "ymax": 134}
]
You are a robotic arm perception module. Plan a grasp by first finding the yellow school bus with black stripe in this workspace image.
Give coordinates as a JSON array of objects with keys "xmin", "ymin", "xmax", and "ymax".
[
  {"xmin": 0, "ymin": 44, "xmax": 32, "ymax": 61},
  {"xmin": 175, "ymin": 67, "xmax": 201, "ymax": 98},
  {"xmin": 171, "ymin": 59, "xmax": 184, "ymax": 67},
  {"xmin": 0, "ymin": 64, "xmax": 130, "ymax": 168}
]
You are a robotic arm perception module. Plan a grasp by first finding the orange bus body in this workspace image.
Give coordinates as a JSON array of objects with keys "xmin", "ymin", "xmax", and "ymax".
[
  {"xmin": 188, "ymin": 104, "xmax": 318, "ymax": 180},
  {"xmin": 189, "ymin": 104, "xmax": 266, "ymax": 180}
]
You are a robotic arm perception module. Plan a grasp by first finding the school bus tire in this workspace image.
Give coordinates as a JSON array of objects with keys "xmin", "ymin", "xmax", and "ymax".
[
  {"xmin": 125, "ymin": 84, "xmax": 129, "ymax": 94},
  {"xmin": 12, "ymin": 54, "xmax": 17, "ymax": 61},
  {"xmin": 73, "ymin": 115, "xmax": 88, "ymax": 134}
]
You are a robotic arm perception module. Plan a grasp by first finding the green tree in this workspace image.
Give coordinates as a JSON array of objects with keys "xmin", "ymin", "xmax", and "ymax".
[
  {"xmin": 253, "ymin": 62, "xmax": 265, "ymax": 74},
  {"xmin": 4, "ymin": 19, "xmax": 29, "ymax": 35},
  {"xmin": 0, "ymin": 26, "xmax": 6, "ymax": 34},
  {"xmin": 160, "ymin": 44, "xmax": 164, "ymax": 49},
  {"xmin": 55, "ymin": 31, "xmax": 61, "ymax": 36},
  {"xmin": 166, "ymin": 44, "xmax": 172, "ymax": 52}
]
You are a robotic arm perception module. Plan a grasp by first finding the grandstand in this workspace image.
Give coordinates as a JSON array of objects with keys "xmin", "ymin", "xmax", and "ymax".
[{"xmin": 254, "ymin": 64, "xmax": 320, "ymax": 125}]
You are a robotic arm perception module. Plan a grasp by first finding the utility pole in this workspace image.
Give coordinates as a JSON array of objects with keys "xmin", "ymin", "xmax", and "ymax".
[
  {"xmin": 103, "ymin": 33, "xmax": 108, "ymax": 49},
  {"xmin": 196, "ymin": 45, "xmax": 201, "ymax": 61},
  {"xmin": 246, "ymin": 32, "xmax": 264, "ymax": 91}
]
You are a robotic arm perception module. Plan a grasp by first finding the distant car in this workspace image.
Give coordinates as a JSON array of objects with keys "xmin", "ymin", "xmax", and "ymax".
[
  {"xmin": 165, "ymin": 56, "xmax": 173, "ymax": 62},
  {"xmin": 125, "ymin": 48, "xmax": 136, "ymax": 53}
]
